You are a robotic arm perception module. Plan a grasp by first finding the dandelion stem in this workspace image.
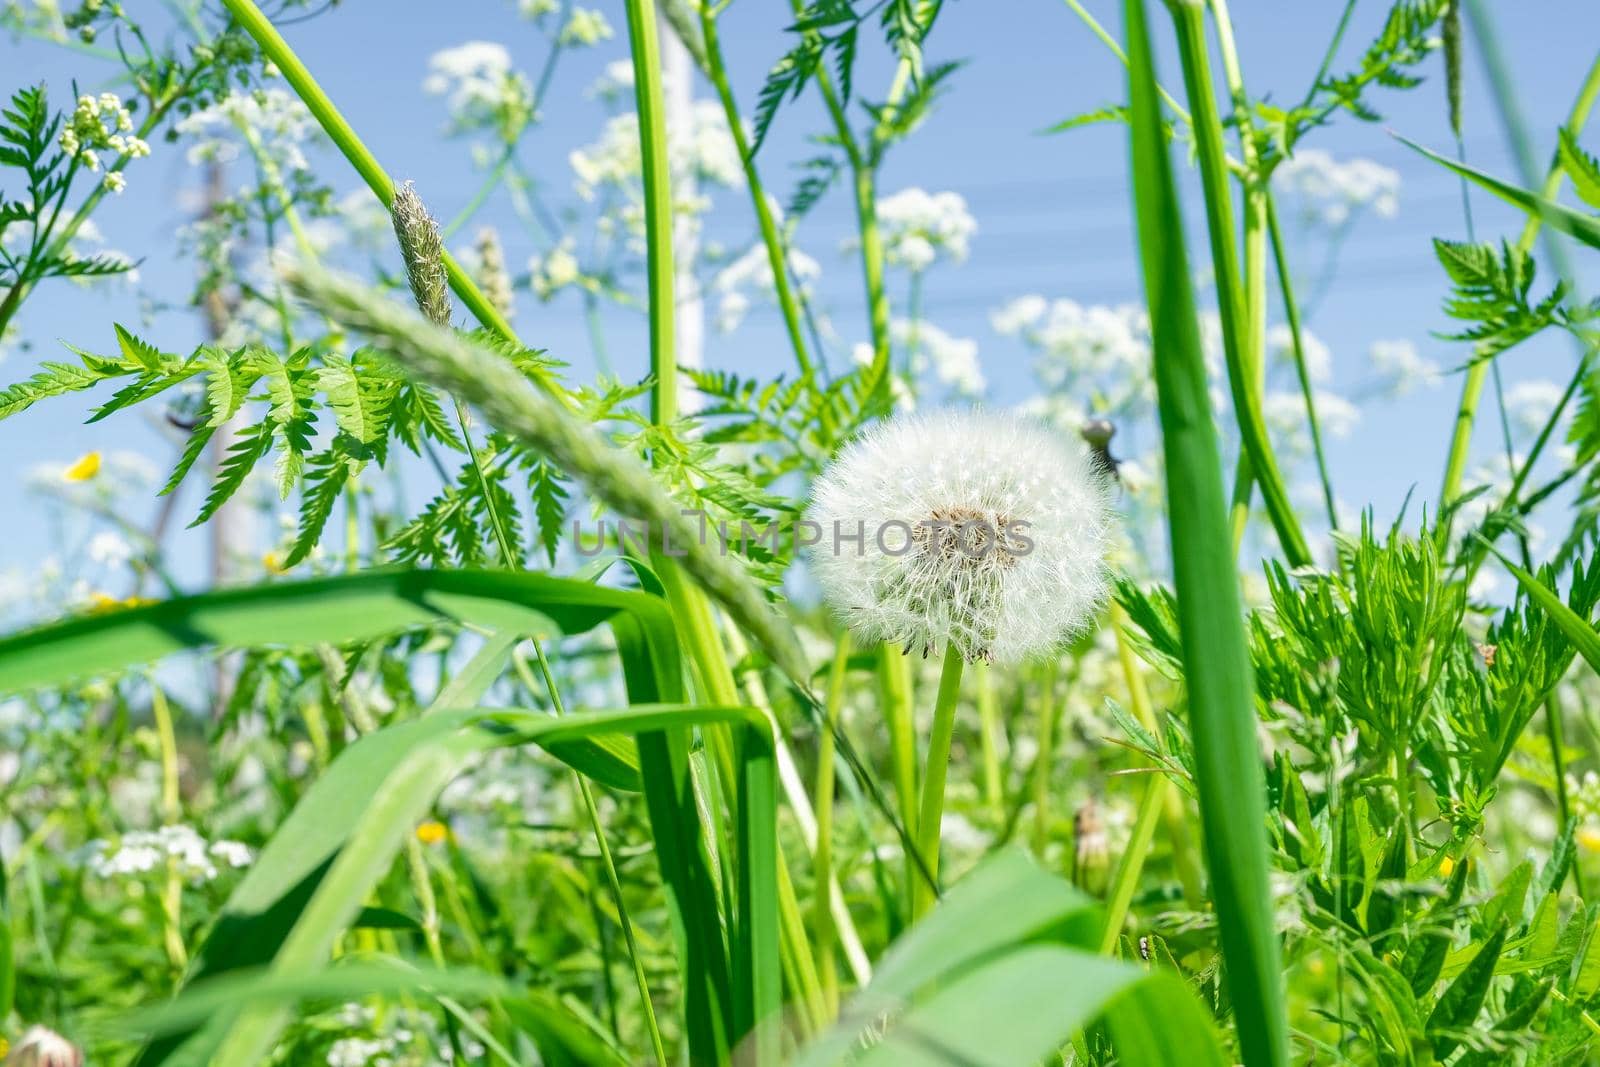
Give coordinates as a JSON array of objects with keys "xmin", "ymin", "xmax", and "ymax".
[
  {"xmin": 879, "ymin": 645, "xmax": 920, "ymax": 916},
  {"xmin": 913, "ymin": 645, "xmax": 966, "ymax": 919}
]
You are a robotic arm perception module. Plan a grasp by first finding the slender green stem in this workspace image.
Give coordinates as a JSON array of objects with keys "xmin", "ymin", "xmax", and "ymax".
[
  {"xmin": 1099, "ymin": 767, "xmax": 1166, "ymax": 955},
  {"xmin": 699, "ymin": 5, "xmax": 814, "ymax": 376},
  {"xmin": 913, "ymin": 645, "xmax": 966, "ymax": 919},
  {"xmin": 149, "ymin": 681, "xmax": 188, "ymax": 974},
  {"xmin": 721, "ymin": 621, "xmax": 873, "ymax": 984},
  {"xmin": 1168, "ymin": 0, "xmax": 1311, "ymax": 566},
  {"xmin": 1030, "ymin": 660, "xmax": 1062, "ymax": 857},
  {"xmin": 623, "ymin": 0, "xmax": 678, "ymax": 427},
  {"xmin": 1112, "ymin": 602, "xmax": 1202, "ymax": 904},
  {"xmin": 813, "ymin": 632, "xmax": 851, "ymax": 1016},
  {"xmin": 218, "ymin": 0, "xmax": 533, "ymax": 364},
  {"xmin": 1060, "ymin": 0, "xmax": 1191, "ymax": 123},
  {"xmin": 523, "ymin": 644, "xmax": 669, "ymax": 1067},
  {"xmin": 1267, "ymin": 197, "xmax": 1339, "ymax": 530},
  {"xmin": 1127, "ymin": 2, "xmax": 1288, "ymax": 1061},
  {"xmin": 656, "ymin": 563, "xmax": 829, "ymax": 1033},
  {"xmin": 1437, "ymin": 28, "xmax": 1600, "ymax": 525}
]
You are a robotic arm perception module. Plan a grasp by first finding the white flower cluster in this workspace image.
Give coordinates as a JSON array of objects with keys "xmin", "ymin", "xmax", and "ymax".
[
  {"xmin": 515, "ymin": 0, "xmax": 559, "ymax": 19},
  {"xmin": 423, "ymin": 41, "xmax": 534, "ymax": 137},
  {"xmin": 1273, "ymin": 149, "xmax": 1400, "ymax": 228},
  {"xmin": 992, "ymin": 296, "xmax": 1159, "ymax": 420},
  {"xmin": 81, "ymin": 824, "xmax": 252, "ymax": 884},
  {"xmin": 809, "ymin": 409, "xmax": 1112, "ymax": 663},
  {"xmin": 710, "ymin": 244, "xmax": 821, "ymax": 332},
  {"xmin": 175, "ymin": 88, "xmax": 318, "ymax": 173},
  {"xmin": 872, "ymin": 188, "xmax": 976, "ymax": 272},
  {"xmin": 892, "ymin": 318, "xmax": 986, "ymax": 399},
  {"xmin": 559, "ymin": 6, "xmax": 614, "ymax": 46},
  {"xmin": 527, "ymin": 238, "xmax": 582, "ymax": 300},
  {"xmin": 1505, "ymin": 379, "xmax": 1567, "ymax": 442},
  {"xmin": 58, "ymin": 92, "xmax": 148, "ymax": 194},
  {"xmin": 570, "ymin": 101, "xmax": 743, "ymax": 202},
  {"xmin": 1368, "ymin": 338, "xmax": 1441, "ymax": 396},
  {"xmin": 587, "ymin": 58, "xmax": 637, "ymax": 104}
]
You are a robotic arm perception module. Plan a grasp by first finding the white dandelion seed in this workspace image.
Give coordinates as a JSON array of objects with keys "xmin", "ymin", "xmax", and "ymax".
[{"xmin": 808, "ymin": 409, "xmax": 1113, "ymax": 664}]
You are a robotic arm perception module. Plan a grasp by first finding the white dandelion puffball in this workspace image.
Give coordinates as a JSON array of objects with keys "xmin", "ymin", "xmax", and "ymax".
[{"xmin": 808, "ymin": 410, "xmax": 1113, "ymax": 664}]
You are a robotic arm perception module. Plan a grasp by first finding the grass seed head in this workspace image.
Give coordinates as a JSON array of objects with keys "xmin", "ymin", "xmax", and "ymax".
[{"xmin": 390, "ymin": 180, "xmax": 452, "ymax": 328}]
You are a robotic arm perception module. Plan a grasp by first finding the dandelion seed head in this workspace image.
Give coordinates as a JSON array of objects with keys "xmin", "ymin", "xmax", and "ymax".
[
  {"xmin": 808, "ymin": 409, "xmax": 1113, "ymax": 664},
  {"xmin": 5, "ymin": 1025, "xmax": 82, "ymax": 1067}
]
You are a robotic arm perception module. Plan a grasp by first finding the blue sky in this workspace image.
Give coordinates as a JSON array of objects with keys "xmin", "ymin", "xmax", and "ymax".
[{"xmin": 1, "ymin": 0, "xmax": 1596, "ymax": 599}]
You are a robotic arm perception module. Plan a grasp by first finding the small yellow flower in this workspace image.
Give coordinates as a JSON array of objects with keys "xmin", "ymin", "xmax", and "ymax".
[
  {"xmin": 1578, "ymin": 826, "xmax": 1600, "ymax": 854},
  {"xmin": 416, "ymin": 820, "xmax": 449, "ymax": 846},
  {"xmin": 262, "ymin": 552, "xmax": 287, "ymax": 575},
  {"xmin": 86, "ymin": 592, "xmax": 152, "ymax": 614},
  {"xmin": 62, "ymin": 451, "xmax": 102, "ymax": 482},
  {"xmin": 1439, "ymin": 855, "xmax": 1455, "ymax": 877}
]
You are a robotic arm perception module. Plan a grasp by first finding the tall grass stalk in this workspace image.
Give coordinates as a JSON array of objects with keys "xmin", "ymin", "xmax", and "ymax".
[
  {"xmin": 814, "ymin": 633, "xmax": 852, "ymax": 1015},
  {"xmin": 1266, "ymin": 199, "xmax": 1340, "ymax": 529},
  {"xmin": 1112, "ymin": 602, "xmax": 1203, "ymax": 905},
  {"xmin": 698, "ymin": 3, "xmax": 815, "ymax": 377},
  {"xmin": 623, "ymin": 0, "xmax": 678, "ymax": 428},
  {"xmin": 1126, "ymin": 0, "xmax": 1288, "ymax": 1062},
  {"xmin": 1166, "ymin": 0, "xmax": 1310, "ymax": 568},
  {"xmin": 722, "ymin": 623, "xmax": 873, "ymax": 984}
]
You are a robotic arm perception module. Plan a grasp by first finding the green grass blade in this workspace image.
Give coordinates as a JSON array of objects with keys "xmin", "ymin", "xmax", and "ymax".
[
  {"xmin": 1486, "ymin": 543, "xmax": 1600, "ymax": 672},
  {"xmin": 161, "ymin": 704, "xmax": 769, "ymax": 1065},
  {"xmin": 1165, "ymin": 0, "xmax": 1310, "ymax": 566},
  {"xmin": 0, "ymin": 569, "xmax": 758, "ymax": 1067},
  {"xmin": 108, "ymin": 961, "xmax": 510, "ymax": 1040},
  {"xmin": 1397, "ymin": 134, "xmax": 1600, "ymax": 253},
  {"xmin": 1124, "ymin": 1, "xmax": 1288, "ymax": 1064}
]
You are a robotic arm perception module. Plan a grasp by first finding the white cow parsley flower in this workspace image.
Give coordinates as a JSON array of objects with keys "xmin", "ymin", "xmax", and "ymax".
[
  {"xmin": 809, "ymin": 410, "xmax": 1112, "ymax": 663},
  {"xmin": 872, "ymin": 187, "xmax": 976, "ymax": 271},
  {"xmin": 175, "ymin": 88, "xmax": 317, "ymax": 173},
  {"xmin": 423, "ymin": 41, "xmax": 534, "ymax": 138},
  {"xmin": 1368, "ymin": 338, "xmax": 1441, "ymax": 396},
  {"xmin": 81, "ymin": 825, "xmax": 252, "ymax": 884},
  {"xmin": 1273, "ymin": 149, "xmax": 1400, "ymax": 228},
  {"xmin": 711, "ymin": 244, "xmax": 820, "ymax": 332}
]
